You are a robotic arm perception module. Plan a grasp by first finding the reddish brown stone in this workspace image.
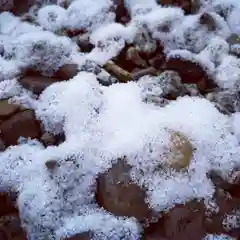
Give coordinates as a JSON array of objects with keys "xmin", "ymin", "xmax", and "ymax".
[
  {"xmin": 0, "ymin": 101, "xmax": 19, "ymax": 120},
  {"xmin": 19, "ymin": 76, "xmax": 63, "ymax": 95},
  {"xmin": 96, "ymin": 159, "xmax": 152, "ymax": 221},
  {"xmin": 0, "ymin": 193, "xmax": 17, "ymax": 217},
  {"xmin": 164, "ymin": 200, "xmax": 206, "ymax": 240},
  {"xmin": 54, "ymin": 64, "xmax": 79, "ymax": 80},
  {"xmin": 0, "ymin": 110, "xmax": 41, "ymax": 146},
  {"xmin": 165, "ymin": 58, "xmax": 208, "ymax": 84}
]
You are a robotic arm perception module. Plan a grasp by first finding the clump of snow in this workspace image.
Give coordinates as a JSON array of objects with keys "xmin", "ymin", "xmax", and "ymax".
[
  {"xmin": 66, "ymin": 0, "xmax": 115, "ymax": 31},
  {"xmin": 204, "ymin": 234, "xmax": 236, "ymax": 240},
  {"xmin": 222, "ymin": 211, "xmax": 240, "ymax": 231},
  {"xmin": 37, "ymin": 5, "xmax": 67, "ymax": 31},
  {"xmin": 13, "ymin": 31, "xmax": 76, "ymax": 75}
]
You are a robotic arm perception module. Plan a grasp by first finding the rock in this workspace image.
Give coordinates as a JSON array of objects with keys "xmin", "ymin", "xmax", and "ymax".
[
  {"xmin": 206, "ymin": 90, "xmax": 240, "ymax": 114},
  {"xmin": 45, "ymin": 159, "xmax": 58, "ymax": 170},
  {"xmin": 165, "ymin": 57, "xmax": 208, "ymax": 84},
  {"xmin": 159, "ymin": 0, "xmax": 191, "ymax": 13},
  {"xmin": 0, "ymin": 0, "xmax": 13, "ymax": 12},
  {"xmin": 148, "ymin": 55, "xmax": 165, "ymax": 70},
  {"xmin": 164, "ymin": 200, "xmax": 205, "ymax": 240},
  {"xmin": 227, "ymin": 34, "xmax": 240, "ymax": 57},
  {"xmin": 73, "ymin": 33, "xmax": 94, "ymax": 53},
  {"xmin": 96, "ymin": 159, "xmax": 152, "ymax": 221},
  {"xmin": 0, "ymin": 138, "xmax": 5, "ymax": 152},
  {"xmin": 19, "ymin": 75, "xmax": 63, "ymax": 95},
  {"xmin": 166, "ymin": 130, "xmax": 193, "ymax": 170},
  {"xmin": 0, "ymin": 193, "xmax": 17, "ymax": 217},
  {"xmin": 199, "ymin": 12, "xmax": 217, "ymax": 31},
  {"xmin": 0, "ymin": 100, "xmax": 19, "ymax": 120},
  {"xmin": 126, "ymin": 47, "xmax": 148, "ymax": 68},
  {"xmin": 132, "ymin": 67, "xmax": 158, "ymax": 81},
  {"xmin": 0, "ymin": 110, "xmax": 41, "ymax": 146},
  {"xmin": 41, "ymin": 132, "xmax": 56, "ymax": 147},
  {"xmin": 66, "ymin": 232, "xmax": 91, "ymax": 240},
  {"xmin": 54, "ymin": 64, "xmax": 79, "ymax": 80},
  {"xmin": 0, "ymin": 214, "xmax": 27, "ymax": 240}
]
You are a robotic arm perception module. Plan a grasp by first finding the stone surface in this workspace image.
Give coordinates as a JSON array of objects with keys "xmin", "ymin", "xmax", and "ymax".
[
  {"xmin": 0, "ymin": 110, "xmax": 41, "ymax": 146},
  {"xmin": 66, "ymin": 232, "xmax": 91, "ymax": 240},
  {"xmin": 0, "ymin": 101, "xmax": 19, "ymax": 120},
  {"xmin": 164, "ymin": 200, "xmax": 205, "ymax": 240},
  {"xmin": 41, "ymin": 132, "xmax": 57, "ymax": 147},
  {"xmin": 0, "ymin": 138, "xmax": 5, "ymax": 152},
  {"xmin": 54, "ymin": 64, "xmax": 79, "ymax": 80},
  {"xmin": 165, "ymin": 57, "xmax": 208, "ymax": 84},
  {"xmin": 199, "ymin": 12, "xmax": 217, "ymax": 31},
  {"xmin": 19, "ymin": 75, "xmax": 63, "ymax": 95},
  {"xmin": 96, "ymin": 159, "xmax": 152, "ymax": 221},
  {"xmin": 0, "ymin": 193, "xmax": 17, "ymax": 217}
]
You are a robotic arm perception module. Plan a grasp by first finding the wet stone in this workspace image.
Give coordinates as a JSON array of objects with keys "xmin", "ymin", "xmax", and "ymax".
[
  {"xmin": 0, "ymin": 100, "xmax": 19, "ymax": 120},
  {"xmin": 19, "ymin": 75, "xmax": 64, "ymax": 95},
  {"xmin": 96, "ymin": 159, "xmax": 152, "ymax": 221},
  {"xmin": 0, "ymin": 110, "xmax": 41, "ymax": 146},
  {"xmin": 165, "ymin": 57, "xmax": 209, "ymax": 84},
  {"xmin": 54, "ymin": 64, "xmax": 79, "ymax": 80}
]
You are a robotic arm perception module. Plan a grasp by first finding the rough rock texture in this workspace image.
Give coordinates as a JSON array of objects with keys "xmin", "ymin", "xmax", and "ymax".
[
  {"xmin": 0, "ymin": 110, "xmax": 41, "ymax": 146},
  {"xmin": 0, "ymin": 101, "xmax": 19, "ymax": 120},
  {"xmin": 54, "ymin": 64, "xmax": 79, "ymax": 80},
  {"xmin": 19, "ymin": 75, "xmax": 64, "ymax": 95},
  {"xmin": 96, "ymin": 159, "xmax": 152, "ymax": 221},
  {"xmin": 66, "ymin": 232, "xmax": 92, "ymax": 240}
]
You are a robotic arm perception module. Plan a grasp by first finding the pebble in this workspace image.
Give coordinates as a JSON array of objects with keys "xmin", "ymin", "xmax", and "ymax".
[
  {"xmin": 199, "ymin": 12, "xmax": 217, "ymax": 31},
  {"xmin": 0, "ymin": 101, "xmax": 19, "ymax": 120},
  {"xmin": 132, "ymin": 67, "xmax": 158, "ymax": 81},
  {"xmin": 41, "ymin": 132, "xmax": 56, "ymax": 147},
  {"xmin": 165, "ymin": 57, "xmax": 208, "ymax": 84},
  {"xmin": 126, "ymin": 46, "xmax": 148, "ymax": 68},
  {"xmin": 66, "ymin": 232, "xmax": 92, "ymax": 240},
  {"xmin": 96, "ymin": 159, "xmax": 152, "ymax": 221},
  {"xmin": 54, "ymin": 64, "xmax": 79, "ymax": 80},
  {"xmin": 0, "ymin": 110, "xmax": 41, "ymax": 146},
  {"xmin": 19, "ymin": 75, "xmax": 64, "ymax": 95}
]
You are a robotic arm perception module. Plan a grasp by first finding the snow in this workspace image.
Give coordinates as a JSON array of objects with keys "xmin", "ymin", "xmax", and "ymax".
[{"xmin": 0, "ymin": 0, "xmax": 240, "ymax": 239}]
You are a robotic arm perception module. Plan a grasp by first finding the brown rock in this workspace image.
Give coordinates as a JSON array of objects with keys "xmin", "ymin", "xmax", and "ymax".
[
  {"xmin": 199, "ymin": 13, "xmax": 217, "ymax": 31},
  {"xmin": 41, "ymin": 132, "xmax": 56, "ymax": 147},
  {"xmin": 148, "ymin": 55, "xmax": 165, "ymax": 70},
  {"xmin": 66, "ymin": 232, "xmax": 91, "ymax": 240},
  {"xmin": 0, "ymin": 101, "xmax": 19, "ymax": 120},
  {"xmin": 19, "ymin": 76, "xmax": 63, "ymax": 95},
  {"xmin": 126, "ymin": 47, "xmax": 148, "ymax": 68},
  {"xmin": 54, "ymin": 64, "xmax": 79, "ymax": 80},
  {"xmin": 164, "ymin": 200, "xmax": 206, "ymax": 240},
  {"xmin": 159, "ymin": 0, "xmax": 191, "ymax": 13},
  {"xmin": 0, "ymin": 110, "xmax": 40, "ymax": 146},
  {"xmin": 132, "ymin": 67, "xmax": 158, "ymax": 80},
  {"xmin": 0, "ymin": 138, "xmax": 6, "ymax": 152},
  {"xmin": 0, "ymin": 193, "xmax": 17, "ymax": 217},
  {"xmin": 164, "ymin": 131, "xmax": 193, "ymax": 170},
  {"xmin": 165, "ymin": 57, "xmax": 208, "ymax": 84},
  {"xmin": 96, "ymin": 159, "xmax": 152, "ymax": 221}
]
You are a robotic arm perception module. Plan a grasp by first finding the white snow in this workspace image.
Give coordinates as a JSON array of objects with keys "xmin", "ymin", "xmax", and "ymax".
[{"xmin": 0, "ymin": 0, "xmax": 240, "ymax": 239}]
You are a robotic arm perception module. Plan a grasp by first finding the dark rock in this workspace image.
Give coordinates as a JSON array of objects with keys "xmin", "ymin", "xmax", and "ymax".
[
  {"xmin": 54, "ymin": 64, "xmax": 79, "ymax": 80},
  {"xmin": 126, "ymin": 47, "xmax": 148, "ymax": 68},
  {"xmin": 199, "ymin": 13, "xmax": 217, "ymax": 31},
  {"xmin": 0, "ymin": 110, "xmax": 41, "ymax": 146},
  {"xmin": 66, "ymin": 232, "xmax": 91, "ymax": 240},
  {"xmin": 0, "ymin": 193, "xmax": 17, "ymax": 217},
  {"xmin": 96, "ymin": 159, "xmax": 152, "ymax": 221},
  {"xmin": 41, "ymin": 132, "xmax": 56, "ymax": 147},
  {"xmin": 45, "ymin": 159, "xmax": 58, "ymax": 170},
  {"xmin": 158, "ymin": 0, "xmax": 191, "ymax": 13},
  {"xmin": 164, "ymin": 200, "xmax": 206, "ymax": 240},
  {"xmin": 19, "ymin": 75, "xmax": 63, "ymax": 95},
  {"xmin": 0, "ymin": 100, "xmax": 19, "ymax": 120},
  {"xmin": 165, "ymin": 57, "xmax": 209, "ymax": 84},
  {"xmin": 148, "ymin": 55, "xmax": 165, "ymax": 70},
  {"xmin": 0, "ymin": 138, "xmax": 5, "ymax": 152},
  {"xmin": 132, "ymin": 67, "xmax": 158, "ymax": 81},
  {"xmin": 73, "ymin": 34, "xmax": 94, "ymax": 53}
]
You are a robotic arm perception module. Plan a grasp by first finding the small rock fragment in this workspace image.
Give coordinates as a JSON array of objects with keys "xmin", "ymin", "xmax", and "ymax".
[
  {"xmin": 54, "ymin": 64, "xmax": 79, "ymax": 80},
  {"xmin": 73, "ymin": 33, "xmax": 94, "ymax": 53},
  {"xmin": 45, "ymin": 159, "xmax": 58, "ymax": 170},
  {"xmin": 19, "ymin": 76, "xmax": 64, "ymax": 95},
  {"xmin": 199, "ymin": 12, "xmax": 217, "ymax": 31},
  {"xmin": 96, "ymin": 159, "xmax": 152, "ymax": 221},
  {"xmin": 166, "ymin": 130, "xmax": 193, "ymax": 170},
  {"xmin": 0, "ymin": 193, "xmax": 17, "ymax": 217},
  {"xmin": 104, "ymin": 60, "xmax": 132, "ymax": 82},
  {"xmin": 148, "ymin": 55, "xmax": 165, "ymax": 70},
  {"xmin": 0, "ymin": 100, "xmax": 19, "ymax": 120},
  {"xmin": 0, "ymin": 110, "xmax": 41, "ymax": 146},
  {"xmin": 66, "ymin": 232, "xmax": 91, "ymax": 240},
  {"xmin": 41, "ymin": 132, "xmax": 56, "ymax": 147},
  {"xmin": 126, "ymin": 47, "xmax": 148, "ymax": 68},
  {"xmin": 0, "ymin": 138, "xmax": 5, "ymax": 152},
  {"xmin": 132, "ymin": 67, "xmax": 158, "ymax": 81}
]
